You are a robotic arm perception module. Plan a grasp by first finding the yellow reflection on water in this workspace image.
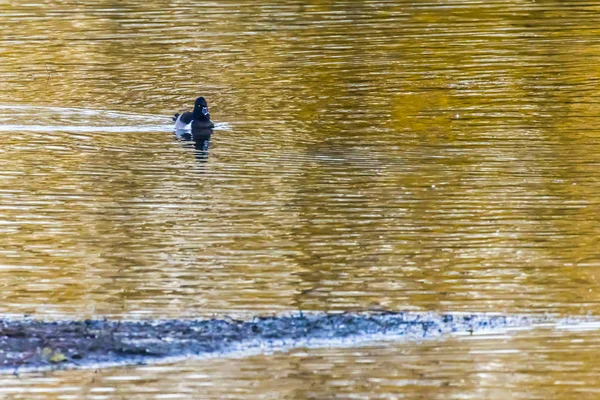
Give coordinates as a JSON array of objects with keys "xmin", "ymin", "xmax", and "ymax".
[{"xmin": 1, "ymin": 0, "xmax": 600, "ymax": 330}]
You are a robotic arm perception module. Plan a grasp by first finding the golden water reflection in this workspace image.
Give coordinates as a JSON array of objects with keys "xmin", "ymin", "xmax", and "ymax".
[
  {"xmin": 2, "ymin": 0, "xmax": 600, "ymax": 396},
  {"xmin": 3, "ymin": 0, "xmax": 600, "ymax": 318}
]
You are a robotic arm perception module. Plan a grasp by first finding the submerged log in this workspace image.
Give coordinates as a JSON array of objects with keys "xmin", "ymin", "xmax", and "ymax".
[{"xmin": 0, "ymin": 312, "xmax": 563, "ymax": 373}]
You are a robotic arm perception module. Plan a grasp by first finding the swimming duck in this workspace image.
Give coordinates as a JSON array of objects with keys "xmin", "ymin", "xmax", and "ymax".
[{"xmin": 173, "ymin": 96, "xmax": 215, "ymax": 140}]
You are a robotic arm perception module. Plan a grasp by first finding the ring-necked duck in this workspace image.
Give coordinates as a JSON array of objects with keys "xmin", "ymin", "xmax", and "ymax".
[{"xmin": 173, "ymin": 96, "xmax": 215, "ymax": 140}]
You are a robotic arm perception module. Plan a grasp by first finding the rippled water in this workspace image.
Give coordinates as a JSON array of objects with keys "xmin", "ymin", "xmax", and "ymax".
[{"xmin": 2, "ymin": 0, "xmax": 600, "ymax": 397}]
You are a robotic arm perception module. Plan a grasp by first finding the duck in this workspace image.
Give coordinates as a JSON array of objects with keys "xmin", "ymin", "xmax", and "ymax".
[{"xmin": 173, "ymin": 96, "xmax": 215, "ymax": 141}]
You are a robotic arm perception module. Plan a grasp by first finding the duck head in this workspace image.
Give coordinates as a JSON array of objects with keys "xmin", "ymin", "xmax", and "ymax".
[{"xmin": 192, "ymin": 96, "xmax": 211, "ymax": 121}]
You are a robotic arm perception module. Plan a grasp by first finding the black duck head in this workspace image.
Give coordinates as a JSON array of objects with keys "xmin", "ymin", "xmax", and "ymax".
[{"xmin": 192, "ymin": 96, "xmax": 210, "ymax": 121}]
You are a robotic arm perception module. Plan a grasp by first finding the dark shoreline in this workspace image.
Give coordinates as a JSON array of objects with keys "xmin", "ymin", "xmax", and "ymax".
[{"xmin": 0, "ymin": 312, "xmax": 559, "ymax": 373}]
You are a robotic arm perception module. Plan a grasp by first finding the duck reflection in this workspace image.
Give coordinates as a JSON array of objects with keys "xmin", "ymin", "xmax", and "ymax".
[{"xmin": 174, "ymin": 127, "xmax": 213, "ymax": 161}]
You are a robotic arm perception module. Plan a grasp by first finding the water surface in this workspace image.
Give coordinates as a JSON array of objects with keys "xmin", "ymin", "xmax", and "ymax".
[{"xmin": 2, "ymin": 0, "xmax": 600, "ymax": 397}]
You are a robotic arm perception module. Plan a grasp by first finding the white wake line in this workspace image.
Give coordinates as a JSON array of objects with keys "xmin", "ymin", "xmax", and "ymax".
[
  {"xmin": 0, "ymin": 104, "xmax": 167, "ymax": 122},
  {"xmin": 0, "ymin": 123, "xmax": 231, "ymax": 133}
]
